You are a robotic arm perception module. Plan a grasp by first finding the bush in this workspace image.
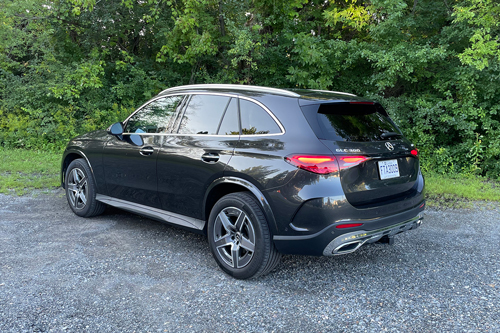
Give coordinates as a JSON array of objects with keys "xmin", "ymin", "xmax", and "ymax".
[{"xmin": 0, "ymin": 0, "xmax": 498, "ymax": 177}]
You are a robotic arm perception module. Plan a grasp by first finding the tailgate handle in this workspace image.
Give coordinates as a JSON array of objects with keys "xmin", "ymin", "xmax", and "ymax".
[
  {"xmin": 201, "ymin": 152, "xmax": 219, "ymax": 163},
  {"xmin": 140, "ymin": 147, "xmax": 155, "ymax": 156}
]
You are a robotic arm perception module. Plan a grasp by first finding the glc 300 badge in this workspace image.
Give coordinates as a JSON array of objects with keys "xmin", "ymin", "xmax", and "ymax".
[
  {"xmin": 336, "ymin": 148, "xmax": 361, "ymax": 153},
  {"xmin": 385, "ymin": 142, "xmax": 394, "ymax": 151}
]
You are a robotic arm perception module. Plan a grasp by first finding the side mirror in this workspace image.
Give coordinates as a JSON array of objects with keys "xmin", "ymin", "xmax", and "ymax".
[
  {"xmin": 129, "ymin": 134, "xmax": 143, "ymax": 146},
  {"xmin": 107, "ymin": 122, "xmax": 124, "ymax": 136}
]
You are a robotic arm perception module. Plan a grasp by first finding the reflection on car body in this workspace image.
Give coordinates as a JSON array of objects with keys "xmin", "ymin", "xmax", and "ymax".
[{"xmin": 61, "ymin": 84, "xmax": 425, "ymax": 279}]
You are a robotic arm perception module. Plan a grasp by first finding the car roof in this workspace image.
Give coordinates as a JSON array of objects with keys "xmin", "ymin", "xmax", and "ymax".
[{"xmin": 158, "ymin": 84, "xmax": 374, "ymax": 105}]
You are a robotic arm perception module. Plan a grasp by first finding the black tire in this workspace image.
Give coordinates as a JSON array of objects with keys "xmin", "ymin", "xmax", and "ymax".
[
  {"xmin": 65, "ymin": 158, "xmax": 106, "ymax": 217},
  {"xmin": 207, "ymin": 192, "xmax": 281, "ymax": 279}
]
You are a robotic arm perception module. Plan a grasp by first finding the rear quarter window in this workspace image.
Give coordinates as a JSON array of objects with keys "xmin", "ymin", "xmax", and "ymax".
[{"xmin": 240, "ymin": 99, "xmax": 281, "ymax": 135}]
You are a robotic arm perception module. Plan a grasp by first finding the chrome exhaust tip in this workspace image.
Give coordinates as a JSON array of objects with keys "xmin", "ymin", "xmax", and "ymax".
[
  {"xmin": 333, "ymin": 240, "xmax": 366, "ymax": 255},
  {"xmin": 412, "ymin": 217, "xmax": 423, "ymax": 229}
]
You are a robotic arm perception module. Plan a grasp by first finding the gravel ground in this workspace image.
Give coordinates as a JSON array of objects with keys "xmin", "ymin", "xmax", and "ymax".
[{"xmin": 0, "ymin": 190, "xmax": 499, "ymax": 332}]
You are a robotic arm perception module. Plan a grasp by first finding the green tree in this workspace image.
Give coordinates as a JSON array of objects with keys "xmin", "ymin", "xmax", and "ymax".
[{"xmin": 0, "ymin": 0, "xmax": 499, "ymax": 177}]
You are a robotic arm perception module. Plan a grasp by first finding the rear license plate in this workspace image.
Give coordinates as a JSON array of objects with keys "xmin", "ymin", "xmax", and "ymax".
[{"xmin": 378, "ymin": 159, "xmax": 400, "ymax": 180}]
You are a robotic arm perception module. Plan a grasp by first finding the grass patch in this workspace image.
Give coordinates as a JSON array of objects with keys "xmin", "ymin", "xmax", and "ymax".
[
  {"xmin": 425, "ymin": 173, "xmax": 500, "ymax": 208},
  {"xmin": 0, "ymin": 148, "xmax": 61, "ymax": 195}
]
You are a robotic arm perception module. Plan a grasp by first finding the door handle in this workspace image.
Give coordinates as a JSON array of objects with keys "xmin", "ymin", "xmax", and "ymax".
[
  {"xmin": 140, "ymin": 147, "xmax": 155, "ymax": 156},
  {"xmin": 201, "ymin": 152, "xmax": 219, "ymax": 163}
]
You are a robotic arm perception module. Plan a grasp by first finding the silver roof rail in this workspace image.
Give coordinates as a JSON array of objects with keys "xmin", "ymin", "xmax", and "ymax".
[
  {"xmin": 311, "ymin": 89, "xmax": 357, "ymax": 97},
  {"xmin": 160, "ymin": 84, "xmax": 300, "ymax": 97}
]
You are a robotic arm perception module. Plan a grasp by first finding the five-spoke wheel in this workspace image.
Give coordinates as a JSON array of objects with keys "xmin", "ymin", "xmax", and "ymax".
[
  {"xmin": 208, "ymin": 192, "xmax": 281, "ymax": 279},
  {"xmin": 65, "ymin": 158, "xmax": 106, "ymax": 217},
  {"xmin": 213, "ymin": 207, "xmax": 256, "ymax": 269},
  {"xmin": 66, "ymin": 167, "xmax": 88, "ymax": 210}
]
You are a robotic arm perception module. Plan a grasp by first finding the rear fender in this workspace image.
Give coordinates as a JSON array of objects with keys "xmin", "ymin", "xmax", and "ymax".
[{"xmin": 204, "ymin": 177, "xmax": 278, "ymax": 234}]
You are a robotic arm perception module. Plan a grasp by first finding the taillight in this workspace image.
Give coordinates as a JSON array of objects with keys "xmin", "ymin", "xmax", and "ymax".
[
  {"xmin": 411, "ymin": 149, "xmax": 418, "ymax": 157},
  {"xmin": 285, "ymin": 155, "xmax": 339, "ymax": 174},
  {"xmin": 337, "ymin": 156, "xmax": 369, "ymax": 169}
]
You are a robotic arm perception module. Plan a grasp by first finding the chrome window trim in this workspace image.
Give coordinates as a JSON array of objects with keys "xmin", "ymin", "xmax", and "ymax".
[
  {"xmin": 118, "ymin": 132, "xmax": 284, "ymax": 138},
  {"xmin": 122, "ymin": 92, "xmax": 286, "ymax": 137},
  {"xmin": 160, "ymin": 84, "xmax": 300, "ymax": 98}
]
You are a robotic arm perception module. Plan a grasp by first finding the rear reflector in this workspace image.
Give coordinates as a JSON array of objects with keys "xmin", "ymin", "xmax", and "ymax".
[
  {"xmin": 411, "ymin": 149, "xmax": 418, "ymax": 157},
  {"xmin": 336, "ymin": 223, "xmax": 363, "ymax": 229},
  {"xmin": 285, "ymin": 155, "xmax": 339, "ymax": 174}
]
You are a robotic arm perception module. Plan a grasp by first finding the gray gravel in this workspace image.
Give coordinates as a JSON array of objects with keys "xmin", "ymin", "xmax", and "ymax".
[{"xmin": 1, "ymin": 191, "xmax": 499, "ymax": 332}]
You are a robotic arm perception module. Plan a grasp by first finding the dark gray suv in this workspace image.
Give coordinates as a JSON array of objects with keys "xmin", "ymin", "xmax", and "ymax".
[{"xmin": 61, "ymin": 84, "xmax": 425, "ymax": 279}]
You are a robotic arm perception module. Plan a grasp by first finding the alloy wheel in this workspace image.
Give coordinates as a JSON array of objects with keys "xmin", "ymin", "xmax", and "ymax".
[
  {"xmin": 67, "ymin": 168, "xmax": 88, "ymax": 210},
  {"xmin": 213, "ymin": 207, "xmax": 256, "ymax": 269}
]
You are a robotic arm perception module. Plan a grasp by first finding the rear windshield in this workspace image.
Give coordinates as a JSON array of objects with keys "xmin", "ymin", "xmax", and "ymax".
[{"xmin": 303, "ymin": 103, "xmax": 401, "ymax": 142}]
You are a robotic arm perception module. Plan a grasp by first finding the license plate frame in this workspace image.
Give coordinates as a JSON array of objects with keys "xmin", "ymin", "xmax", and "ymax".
[{"xmin": 378, "ymin": 159, "xmax": 400, "ymax": 180}]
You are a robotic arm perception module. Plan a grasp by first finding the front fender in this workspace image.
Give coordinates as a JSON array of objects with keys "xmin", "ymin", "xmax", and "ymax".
[{"xmin": 60, "ymin": 149, "xmax": 95, "ymax": 188}]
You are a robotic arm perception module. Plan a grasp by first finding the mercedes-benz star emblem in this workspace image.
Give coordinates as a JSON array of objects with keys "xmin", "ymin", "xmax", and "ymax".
[{"xmin": 385, "ymin": 142, "xmax": 394, "ymax": 151}]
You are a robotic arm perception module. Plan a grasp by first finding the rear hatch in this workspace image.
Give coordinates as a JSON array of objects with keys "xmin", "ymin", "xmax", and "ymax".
[{"xmin": 300, "ymin": 101, "xmax": 420, "ymax": 208}]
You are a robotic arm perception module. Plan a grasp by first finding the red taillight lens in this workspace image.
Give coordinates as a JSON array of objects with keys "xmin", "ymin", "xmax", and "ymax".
[
  {"xmin": 337, "ymin": 155, "xmax": 369, "ymax": 169},
  {"xmin": 336, "ymin": 223, "xmax": 363, "ymax": 229},
  {"xmin": 411, "ymin": 149, "xmax": 418, "ymax": 157},
  {"xmin": 285, "ymin": 155, "xmax": 339, "ymax": 174}
]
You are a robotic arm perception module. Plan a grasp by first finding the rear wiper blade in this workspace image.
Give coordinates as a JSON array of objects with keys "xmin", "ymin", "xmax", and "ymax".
[{"xmin": 380, "ymin": 132, "xmax": 403, "ymax": 139}]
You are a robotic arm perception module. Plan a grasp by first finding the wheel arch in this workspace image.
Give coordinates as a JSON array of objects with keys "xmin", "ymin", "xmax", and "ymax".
[
  {"xmin": 203, "ymin": 177, "xmax": 278, "ymax": 235},
  {"xmin": 61, "ymin": 150, "xmax": 94, "ymax": 188}
]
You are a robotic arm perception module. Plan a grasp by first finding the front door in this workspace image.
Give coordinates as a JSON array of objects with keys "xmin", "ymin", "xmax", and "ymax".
[{"xmin": 103, "ymin": 95, "xmax": 184, "ymax": 208}]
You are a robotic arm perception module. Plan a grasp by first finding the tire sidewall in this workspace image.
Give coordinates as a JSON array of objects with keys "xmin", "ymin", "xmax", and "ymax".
[
  {"xmin": 65, "ymin": 159, "xmax": 96, "ymax": 217},
  {"xmin": 208, "ymin": 193, "xmax": 270, "ymax": 279}
]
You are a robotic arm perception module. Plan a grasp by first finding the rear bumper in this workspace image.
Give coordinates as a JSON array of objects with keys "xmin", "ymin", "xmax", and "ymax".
[
  {"xmin": 273, "ymin": 202, "xmax": 425, "ymax": 256},
  {"xmin": 322, "ymin": 213, "xmax": 423, "ymax": 256}
]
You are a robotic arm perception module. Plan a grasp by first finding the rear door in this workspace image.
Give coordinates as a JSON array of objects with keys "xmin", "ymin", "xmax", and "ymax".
[
  {"xmin": 222, "ymin": 97, "xmax": 288, "ymax": 190},
  {"xmin": 301, "ymin": 102, "xmax": 420, "ymax": 207},
  {"xmin": 157, "ymin": 94, "xmax": 240, "ymax": 219}
]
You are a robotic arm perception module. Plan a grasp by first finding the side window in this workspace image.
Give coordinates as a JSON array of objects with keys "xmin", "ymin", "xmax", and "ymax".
[
  {"xmin": 217, "ymin": 98, "xmax": 239, "ymax": 135},
  {"xmin": 178, "ymin": 95, "xmax": 230, "ymax": 135},
  {"xmin": 125, "ymin": 95, "xmax": 183, "ymax": 134},
  {"xmin": 240, "ymin": 99, "xmax": 281, "ymax": 135}
]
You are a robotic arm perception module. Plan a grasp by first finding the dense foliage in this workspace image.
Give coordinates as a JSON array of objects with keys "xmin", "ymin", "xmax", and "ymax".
[{"xmin": 1, "ymin": 0, "xmax": 499, "ymax": 177}]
